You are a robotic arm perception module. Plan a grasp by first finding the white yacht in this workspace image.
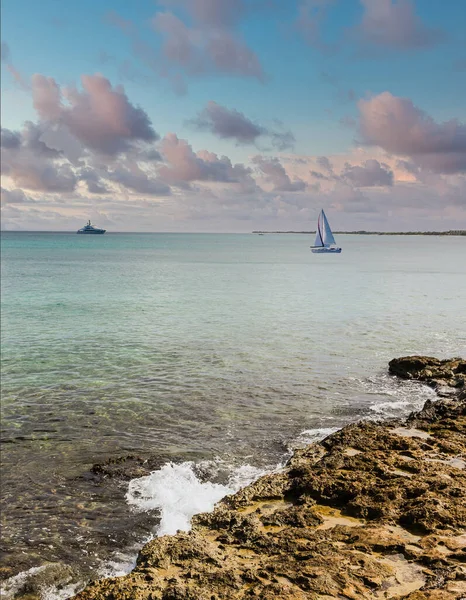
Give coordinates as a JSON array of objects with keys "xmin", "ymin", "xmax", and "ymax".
[{"xmin": 77, "ymin": 220, "xmax": 106, "ymax": 234}]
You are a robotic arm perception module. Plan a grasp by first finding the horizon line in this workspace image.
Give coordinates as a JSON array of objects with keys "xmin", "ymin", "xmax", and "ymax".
[{"xmin": 2, "ymin": 230, "xmax": 466, "ymax": 235}]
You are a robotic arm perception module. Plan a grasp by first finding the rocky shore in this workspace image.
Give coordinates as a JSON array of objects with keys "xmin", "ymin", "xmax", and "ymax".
[{"xmin": 71, "ymin": 357, "xmax": 466, "ymax": 600}]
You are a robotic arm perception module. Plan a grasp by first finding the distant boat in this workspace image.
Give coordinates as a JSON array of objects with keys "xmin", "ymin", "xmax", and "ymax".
[
  {"xmin": 77, "ymin": 220, "xmax": 106, "ymax": 235},
  {"xmin": 311, "ymin": 210, "xmax": 341, "ymax": 253}
]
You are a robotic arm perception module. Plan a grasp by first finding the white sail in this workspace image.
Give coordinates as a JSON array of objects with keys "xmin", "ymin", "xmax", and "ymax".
[
  {"xmin": 321, "ymin": 210, "xmax": 336, "ymax": 246},
  {"xmin": 313, "ymin": 211, "xmax": 324, "ymax": 247},
  {"xmin": 311, "ymin": 209, "xmax": 341, "ymax": 253}
]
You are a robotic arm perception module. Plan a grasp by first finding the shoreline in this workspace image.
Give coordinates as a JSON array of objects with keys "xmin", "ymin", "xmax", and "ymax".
[{"xmin": 71, "ymin": 356, "xmax": 466, "ymax": 600}]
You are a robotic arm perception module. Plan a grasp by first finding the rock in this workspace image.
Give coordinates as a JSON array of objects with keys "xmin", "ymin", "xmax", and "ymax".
[
  {"xmin": 388, "ymin": 356, "xmax": 466, "ymax": 391},
  {"xmin": 88, "ymin": 454, "xmax": 168, "ymax": 481},
  {"xmin": 73, "ymin": 357, "xmax": 466, "ymax": 600}
]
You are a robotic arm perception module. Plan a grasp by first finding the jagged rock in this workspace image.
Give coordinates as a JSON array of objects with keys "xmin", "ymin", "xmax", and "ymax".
[
  {"xmin": 388, "ymin": 356, "xmax": 466, "ymax": 390},
  {"xmin": 73, "ymin": 358, "xmax": 466, "ymax": 600}
]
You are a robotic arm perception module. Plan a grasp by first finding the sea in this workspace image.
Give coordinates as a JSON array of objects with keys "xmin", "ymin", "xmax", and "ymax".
[{"xmin": 1, "ymin": 232, "xmax": 465, "ymax": 599}]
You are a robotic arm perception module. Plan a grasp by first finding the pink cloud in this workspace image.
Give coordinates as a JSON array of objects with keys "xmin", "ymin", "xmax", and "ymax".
[
  {"xmin": 1, "ymin": 122, "xmax": 78, "ymax": 193},
  {"xmin": 358, "ymin": 92, "xmax": 466, "ymax": 173},
  {"xmin": 189, "ymin": 101, "xmax": 295, "ymax": 149},
  {"xmin": 31, "ymin": 73, "xmax": 158, "ymax": 155},
  {"xmin": 341, "ymin": 159, "xmax": 394, "ymax": 187},
  {"xmin": 358, "ymin": 0, "xmax": 444, "ymax": 50},
  {"xmin": 295, "ymin": 0, "xmax": 444, "ymax": 55},
  {"xmin": 152, "ymin": 12, "xmax": 264, "ymax": 81},
  {"xmin": 106, "ymin": 3, "xmax": 263, "ymax": 94},
  {"xmin": 253, "ymin": 156, "xmax": 306, "ymax": 192},
  {"xmin": 162, "ymin": 0, "xmax": 245, "ymax": 29},
  {"xmin": 2, "ymin": 146, "xmax": 77, "ymax": 192},
  {"xmin": 159, "ymin": 133, "xmax": 255, "ymax": 188}
]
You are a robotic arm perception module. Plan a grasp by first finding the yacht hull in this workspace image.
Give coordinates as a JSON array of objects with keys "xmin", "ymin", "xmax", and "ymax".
[
  {"xmin": 311, "ymin": 247, "xmax": 341, "ymax": 253},
  {"xmin": 77, "ymin": 230, "xmax": 106, "ymax": 234}
]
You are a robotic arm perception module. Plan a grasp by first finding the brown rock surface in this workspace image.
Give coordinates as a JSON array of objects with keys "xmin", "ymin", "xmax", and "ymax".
[
  {"xmin": 74, "ymin": 360, "xmax": 466, "ymax": 600},
  {"xmin": 388, "ymin": 356, "xmax": 466, "ymax": 391}
]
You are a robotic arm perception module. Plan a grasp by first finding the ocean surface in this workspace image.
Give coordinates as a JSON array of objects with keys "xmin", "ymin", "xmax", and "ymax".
[{"xmin": 1, "ymin": 232, "xmax": 465, "ymax": 598}]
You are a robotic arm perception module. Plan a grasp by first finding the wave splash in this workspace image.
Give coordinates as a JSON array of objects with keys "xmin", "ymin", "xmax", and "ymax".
[{"xmin": 126, "ymin": 461, "xmax": 267, "ymax": 537}]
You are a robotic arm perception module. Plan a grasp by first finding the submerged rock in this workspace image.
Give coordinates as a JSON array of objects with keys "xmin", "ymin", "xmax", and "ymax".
[{"xmin": 74, "ymin": 357, "xmax": 466, "ymax": 600}]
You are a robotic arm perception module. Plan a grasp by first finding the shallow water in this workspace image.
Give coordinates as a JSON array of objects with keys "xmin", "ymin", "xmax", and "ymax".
[{"xmin": 1, "ymin": 232, "xmax": 465, "ymax": 596}]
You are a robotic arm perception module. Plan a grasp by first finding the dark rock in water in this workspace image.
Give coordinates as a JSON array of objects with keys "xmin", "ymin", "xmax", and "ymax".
[
  {"xmin": 73, "ymin": 358, "xmax": 466, "ymax": 600},
  {"xmin": 389, "ymin": 355, "xmax": 466, "ymax": 391},
  {"xmin": 90, "ymin": 454, "xmax": 152, "ymax": 481},
  {"xmin": 88, "ymin": 454, "xmax": 171, "ymax": 481}
]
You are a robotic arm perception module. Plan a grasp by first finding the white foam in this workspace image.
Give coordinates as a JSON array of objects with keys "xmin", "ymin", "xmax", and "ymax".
[
  {"xmin": 41, "ymin": 582, "xmax": 84, "ymax": 600},
  {"xmin": 126, "ymin": 461, "xmax": 266, "ymax": 537},
  {"xmin": 290, "ymin": 427, "xmax": 339, "ymax": 449},
  {"xmin": 359, "ymin": 374, "xmax": 436, "ymax": 419},
  {"xmin": 370, "ymin": 400, "xmax": 411, "ymax": 415},
  {"xmin": 96, "ymin": 544, "xmax": 141, "ymax": 579},
  {"xmin": 0, "ymin": 566, "xmax": 47, "ymax": 599},
  {"xmin": 0, "ymin": 566, "xmax": 84, "ymax": 600}
]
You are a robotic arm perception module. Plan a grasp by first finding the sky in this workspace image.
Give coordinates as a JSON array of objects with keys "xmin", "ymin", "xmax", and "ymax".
[{"xmin": 1, "ymin": 0, "xmax": 466, "ymax": 232}]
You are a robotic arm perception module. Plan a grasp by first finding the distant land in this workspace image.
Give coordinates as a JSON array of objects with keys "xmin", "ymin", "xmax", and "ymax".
[{"xmin": 252, "ymin": 230, "xmax": 466, "ymax": 236}]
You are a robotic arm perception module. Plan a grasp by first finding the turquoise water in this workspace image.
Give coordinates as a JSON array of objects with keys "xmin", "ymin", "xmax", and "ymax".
[{"xmin": 1, "ymin": 232, "xmax": 465, "ymax": 589}]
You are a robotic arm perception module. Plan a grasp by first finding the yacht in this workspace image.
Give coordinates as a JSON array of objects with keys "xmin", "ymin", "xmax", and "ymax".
[{"xmin": 77, "ymin": 220, "xmax": 106, "ymax": 234}]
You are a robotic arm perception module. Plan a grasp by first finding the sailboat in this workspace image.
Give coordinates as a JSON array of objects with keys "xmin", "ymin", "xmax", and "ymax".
[{"xmin": 311, "ymin": 210, "xmax": 341, "ymax": 253}]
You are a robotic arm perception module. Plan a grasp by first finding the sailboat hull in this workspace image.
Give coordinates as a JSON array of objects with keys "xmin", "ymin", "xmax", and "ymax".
[{"xmin": 311, "ymin": 246, "xmax": 342, "ymax": 253}]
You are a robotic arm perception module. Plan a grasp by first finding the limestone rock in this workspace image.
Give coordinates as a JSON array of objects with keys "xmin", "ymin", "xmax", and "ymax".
[{"xmin": 74, "ymin": 358, "xmax": 466, "ymax": 600}]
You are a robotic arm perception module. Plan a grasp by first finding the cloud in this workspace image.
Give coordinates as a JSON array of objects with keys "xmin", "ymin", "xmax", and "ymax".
[
  {"xmin": 158, "ymin": 133, "xmax": 255, "ymax": 189},
  {"xmin": 341, "ymin": 159, "xmax": 394, "ymax": 187},
  {"xmin": 38, "ymin": 123, "xmax": 85, "ymax": 164},
  {"xmin": 105, "ymin": 164, "xmax": 172, "ymax": 196},
  {"xmin": 316, "ymin": 155, "xmax": 333, "ymax": 172},
  {"xmin": 152, "ymin": 10, "xmax": 264, "ymax": 81},
  {"xmin": 1, "ymin": 42, "xmax": 11, "ymax": 62},
  {"xmin": 1, "ymin": 187, "xmax": 29, "ymax": 204},
  {"xmin": 358, "ymin": 92, "xmax": 466, "ymax": 173},
  {"xmin": 295, "ymin": 0, "xmax": 444, "ymax": 56},
  {"xmin": 107, "ymin": 2, "xmax": 264, "ymax": 93},
  {"xmin": 189, "ymin": 101, "xmax": 295, "ymax": 149},
  {"xmin": 0, "ymin": 42, "xmax": 29, "ymax": 90},
  {"xmin": 3, "ymin": 61, "xmax": 465, "ymax": 231},
  {"xmin": 2, "ymin": 148, "xmax": 77, "ymax": 192},
  {"xmin": 3, "ymin": 71, "xmax": 260, "ymax": 201},
  {"xmin": 162, "ymin": 0, "xmax": 246, "ymax": 29},
  {"xmin": 309, "ymin": 154, "xmax": 393, "ymax": 187},
  {"xmin": 31, "ymin": 73, "xmax": 158, "ymax": 155},
  {"xmin": 21, "ymin": 121, "xmax": 62, "ymax": 158},
  {"xmin": 105, "ymin": 11, "xmax": 136, "ymax": 35},
  {"xmin": 1, "ymin": 123, "xmax": 80, "ymax": 193},
  {"xmin": 191, "ymin": 101, "xmax": 262, "ymax": 143},
  {"xmin": 1, "ymin": 128, "xmax": 21, "ymax": 149},
  {"xmin": 252, "ymin": 156, "xmax": 306, "ymax": 191},
  {"xmin": 357, "ymin": 0, "xmax": 444, "ymax": 50},
  {"xmin": 2, "ymin": 123, "xmax": 102, "ymax": 195},
  {"xmin": 78, "ymin": 168, "xmax": 111, "ymax": 194}
]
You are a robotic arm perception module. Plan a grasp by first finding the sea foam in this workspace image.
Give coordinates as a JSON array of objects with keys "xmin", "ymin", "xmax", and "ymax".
[{"xmin": 126, "ymin": 461, "xmax": 266, "ymax": 537}]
